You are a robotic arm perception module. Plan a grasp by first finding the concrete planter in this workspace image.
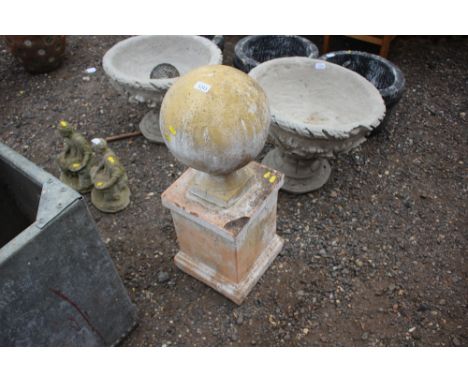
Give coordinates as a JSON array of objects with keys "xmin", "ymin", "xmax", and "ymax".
[
  {"xmin": 0, "ymin": 142, "xmax": 137, "ymax": 346},
  {"xmin": 103, "ymin": 35, "xmax": 222, "ymax": 143},
  {"xmin": 250, "ymin": 57, "xmax": 385, "ymax": 193},
  {"xmin": 234, "ymin": 35, "xmax": 319, "ymax": 73},
  {"xmin": 319, "ymin": 50, "xmax": 405, "ymax": 134}
]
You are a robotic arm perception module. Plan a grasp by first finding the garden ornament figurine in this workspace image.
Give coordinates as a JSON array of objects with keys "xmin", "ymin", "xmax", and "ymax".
[
  {"xmin": 56, "ymin": 120, "xmax": 93, "ymax": 193},
  {"xmin": 90, "ymin": 138, "xmax": 130, "ymax": 213}
]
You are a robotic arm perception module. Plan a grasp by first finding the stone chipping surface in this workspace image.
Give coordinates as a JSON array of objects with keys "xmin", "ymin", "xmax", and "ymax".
[{"xmin": 0, "ymin": 35, "xmax": 466, "ymax": 346}]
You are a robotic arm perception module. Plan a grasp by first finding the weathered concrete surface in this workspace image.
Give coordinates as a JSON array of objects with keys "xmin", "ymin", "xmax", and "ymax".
[
  {"xmin": 319, "ymin": 50, "xmax": 405, "ymax": 110},
  {"xmin": 319, "ymin": 50, "xmax": 406, "ymax": 136},
  {"xmin": 56, "ymin": 120, "xmax": 94, "ymax": 193},
  {"xmin": 160, "ymin": 64, "xmax": 270, "ymax": 176},
  {"xmin": 263, "ymin": 148, "xmax": 331, "ymax": 193},
  {"xmin": 2, "ymin": 35, "xmax": 466, "ymax": 347},
  {"xmin": 250, "ymin": 57, "xmax": 386, "ymax": 193},
  {"xmin": 90, "ymin": 146, "xmax": 131, "ymax": 213},
  {"xmin": 103, "ymin": 35, "xmax": 223, "ymax": 143},
  {"xmin": 162, "ymin": 161, "xmax": 284, "ymax": 305},
  {"xmin": 250, "ymin": 57, "xmax": 385, "ymax": 139},
  {"xmin": 0, "ymin": 142, "xmax": 137, "ymax": 346}
]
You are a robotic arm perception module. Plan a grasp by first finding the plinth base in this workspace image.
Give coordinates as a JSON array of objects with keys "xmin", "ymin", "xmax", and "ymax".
[
  {"xmin": 263, "ymin": 148, "xmax": 331, "ymax": 193},
  {"xmin": 162, "ymin": 161, "xmax": 284, "ymax": 305},
  {"xmin": 175, "ymin": 234, "xmax": 283, "ymax": 305},
  {"xmin": 139, "ymin": 109, "xmax": 164, "ymax": 143}
]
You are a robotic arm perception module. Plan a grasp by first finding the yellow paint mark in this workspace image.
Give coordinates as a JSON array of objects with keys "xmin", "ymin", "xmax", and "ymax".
[
  {"xmin": 263, "ymin": 171, "xmax": 277, "ymax": 184},
  {"xmin": 71, "ymin": 162, "xmax": 80, "ymax": 169},
  {"xmin": 59, "ymin": 120, "xmax": 68, "ymax": 128},
  {"xmin": 96, "ymin": 181, "xmax": 104, "ymax": 187},
  {"xmin": 165, "ymin": 134, "xmax": 172, "ymax": 142},
  {"xmin": 169, "ymin": 126, "xmax": 177, "ymax": 136},
  {"xmin": 107, "ymin": 155, "xmax": 116, "ymax": 164}
]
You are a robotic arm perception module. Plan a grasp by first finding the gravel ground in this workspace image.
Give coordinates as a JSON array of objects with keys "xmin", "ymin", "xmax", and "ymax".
[{"xmin": 0, "ymin": 36, "xmax": 466, "ymax": 346}]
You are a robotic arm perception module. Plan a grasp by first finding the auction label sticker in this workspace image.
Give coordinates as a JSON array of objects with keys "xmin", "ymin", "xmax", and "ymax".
[
  {"xmin": 194, "ymin": 81, "xmax": 211, "ymax": 93},
  {"xmin": 315, "ymin": 62, "xmax": 326, "ymax": 70}
]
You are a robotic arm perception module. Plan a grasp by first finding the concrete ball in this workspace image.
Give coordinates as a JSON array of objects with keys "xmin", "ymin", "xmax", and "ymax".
[{"xmin": 160, "ymin": 65, "xmax": 270, "ymax": 175}]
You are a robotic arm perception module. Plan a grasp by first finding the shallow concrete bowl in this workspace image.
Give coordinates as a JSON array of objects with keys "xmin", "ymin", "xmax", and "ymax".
[
  {"xmin": 319, "ymin": 50, "xmax": 405, "ymax": 136},
  {"xmin": 103, "ymin": 36, "xmax": 222, "ymax": 142},
  {"xmin": 103, "ymin": 35, "xmax": 222, "ymax": 106},
  {"xmin": 250, "ymin": 57, "xmax": 386, "ymax": 158},
  {"xmin": 249, "ymin": 57, "xmax": 386, "ymax": 193}
]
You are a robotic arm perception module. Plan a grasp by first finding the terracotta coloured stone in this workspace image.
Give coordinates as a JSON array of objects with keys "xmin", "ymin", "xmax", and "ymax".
[{"xmin": 162, "ymin": 162, "xmax": 284, "ymax": 304}]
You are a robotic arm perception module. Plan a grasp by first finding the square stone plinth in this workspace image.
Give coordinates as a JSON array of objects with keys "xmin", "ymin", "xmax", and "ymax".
[{"xmin": 161, "ymin": 161, "xmax": 284, "ymax": 305}]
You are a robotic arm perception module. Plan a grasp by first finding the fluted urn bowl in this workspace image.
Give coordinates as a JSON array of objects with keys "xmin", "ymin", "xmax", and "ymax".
[
  {"xmin": 103, "ymin": 35, "xmax": 222, "ymax": 143},
  {"xmin": 249, "ymin": 57, "xmax": 386, "ymax": 193}
]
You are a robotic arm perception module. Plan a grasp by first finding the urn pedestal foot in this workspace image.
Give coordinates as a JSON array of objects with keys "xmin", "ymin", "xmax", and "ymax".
[
  {"xmin": 139, "ymin": 109, "xmax": 164, "ymax": 143},
  {"xmin": 263, "ymin": 148, "xmax": 331, "ymax": 193}
]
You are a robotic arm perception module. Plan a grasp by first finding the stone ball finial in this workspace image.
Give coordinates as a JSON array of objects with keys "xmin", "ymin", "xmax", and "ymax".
[{"xmin": 159, "ymin": 64, "xmax": 270, "ymax": 175}]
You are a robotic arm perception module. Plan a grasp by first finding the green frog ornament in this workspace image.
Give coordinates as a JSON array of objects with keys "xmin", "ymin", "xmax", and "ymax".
[{"xmin": 90, "ymin": 138, "xmax": 130, "ymax": 213}]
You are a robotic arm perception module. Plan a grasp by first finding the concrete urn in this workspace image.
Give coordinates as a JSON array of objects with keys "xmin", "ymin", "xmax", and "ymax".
[
  {"xmin": 103, "ymin": 35, "xmax": 222, "ymax": 143},
  {"xmin": 249, "ymin": 57, "xmax": 386, "ymax": 193}
]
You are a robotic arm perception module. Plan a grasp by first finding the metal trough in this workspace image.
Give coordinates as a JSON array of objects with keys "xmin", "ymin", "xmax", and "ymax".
[{"xmin": 0, "ymin": 142, "xmax": 137, "ymax": 346}]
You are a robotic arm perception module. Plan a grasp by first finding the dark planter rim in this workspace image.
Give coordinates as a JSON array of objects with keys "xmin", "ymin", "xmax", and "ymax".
[
  {"xmin": 319, "ymin": 50, "xmax": 405, "ymax": 104},
  {"xmin": 235, "ymin": 35, "xmax": 319, "ymax": 72}
]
